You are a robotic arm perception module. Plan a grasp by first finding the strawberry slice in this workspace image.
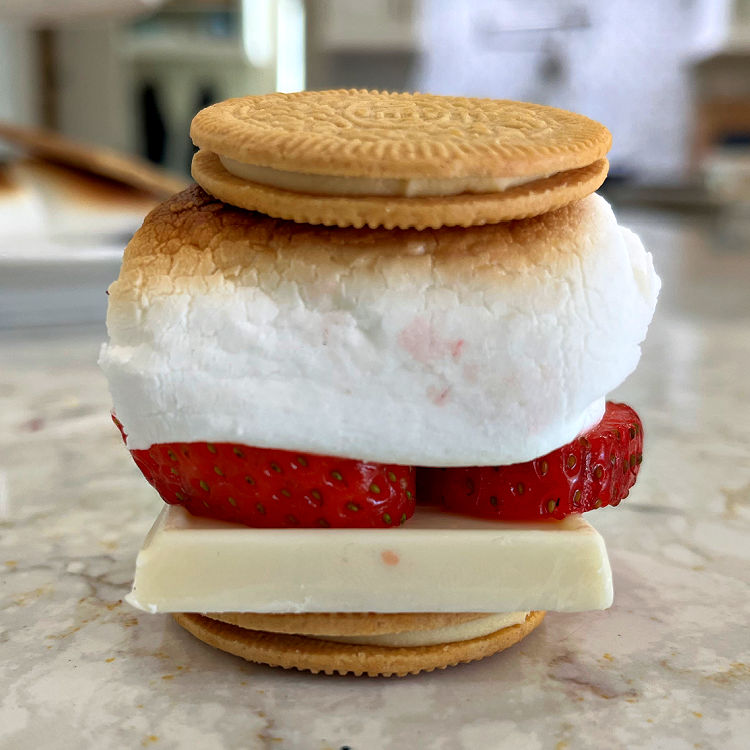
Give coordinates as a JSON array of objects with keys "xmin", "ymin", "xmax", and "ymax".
[
  {"xmin": 416, "ymin": 402, "xmax": 643, "ymax": 521},
  {"xmin": 113, "ymin": 417, "xmax": 415, "ymax": 528}
]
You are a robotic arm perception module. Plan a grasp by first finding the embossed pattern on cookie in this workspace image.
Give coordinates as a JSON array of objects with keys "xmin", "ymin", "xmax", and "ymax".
[
  {"xmin": 190, "ymin": 90, "xmax": 611, "ymax": 228},
  {"xmin": 191, "ymin": 90, "xmax": 610, "ymax": 178}
]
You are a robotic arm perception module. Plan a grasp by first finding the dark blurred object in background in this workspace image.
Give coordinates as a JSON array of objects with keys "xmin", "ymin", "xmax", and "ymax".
[{"xmin": 139, "ymin": 83, "xmax": 167, "ymax": 166}]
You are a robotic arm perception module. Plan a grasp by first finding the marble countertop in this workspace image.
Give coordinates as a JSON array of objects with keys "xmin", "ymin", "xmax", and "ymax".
[{"xmin": 2, "ymin": 207, "xmax": 749, "ymax": 749}]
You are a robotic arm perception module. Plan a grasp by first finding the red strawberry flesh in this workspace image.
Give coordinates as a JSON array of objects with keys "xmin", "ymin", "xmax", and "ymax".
[
  {"xmin": 114, "ymin": 400, "xmax": 642, "ymax": 526},
  {"xmin": 416, "ymin": 402, "xmax": 644, "ymax": 521},
  {"xmin": 113, "ymin": 417, "xmax": 415, "ymax": 528}
]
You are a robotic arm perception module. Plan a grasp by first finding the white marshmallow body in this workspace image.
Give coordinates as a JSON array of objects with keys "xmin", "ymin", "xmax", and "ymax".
[{"xmin": 100, "ymin": 190, "xmax": 659, "ymax": 465}]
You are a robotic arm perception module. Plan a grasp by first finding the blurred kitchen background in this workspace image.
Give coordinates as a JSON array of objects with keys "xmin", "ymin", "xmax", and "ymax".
[{"xmin": 1, "ymin": 0, "xmax": 750, "ymax": 328}]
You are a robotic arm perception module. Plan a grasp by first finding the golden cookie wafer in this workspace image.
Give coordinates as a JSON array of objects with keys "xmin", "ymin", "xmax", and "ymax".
[
  {"xmin": 172, "ymin": 611, "xmax": 545, "ymax": 677},
  {"xmin": 190, "ymin": 90, "xmax": 610, "ymax": 227},
  {"xmin": 191, "ymin": 91, "xmax": 609, "ymax": 178},
  {"xmin": 206, "ymin": 611, "xmax": 488, "ymax": 636},
  {"xmin": 192, "ymin": 149, "xmax": 608, "ymax": 230}
]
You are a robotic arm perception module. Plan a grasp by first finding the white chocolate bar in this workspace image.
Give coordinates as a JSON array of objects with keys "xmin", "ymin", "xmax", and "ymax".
[{"xmin": 126, "ymin": 506, "xmax": 613, "ymax": 614}]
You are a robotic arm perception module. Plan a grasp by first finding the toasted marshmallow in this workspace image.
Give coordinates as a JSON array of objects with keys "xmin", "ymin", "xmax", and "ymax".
[{"xmin": 100, "ymin": 187, "xmax": 659, "ymax": 465}]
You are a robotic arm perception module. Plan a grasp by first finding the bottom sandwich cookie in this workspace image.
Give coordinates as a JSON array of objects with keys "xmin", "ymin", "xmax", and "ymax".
[{"xmin": 172, "ymin": 610, "xmax": 546, "ymax": 677}]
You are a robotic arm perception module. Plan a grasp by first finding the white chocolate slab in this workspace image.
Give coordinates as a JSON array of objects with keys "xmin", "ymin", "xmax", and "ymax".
[{"xmin": 127, "ymin": 506, "xmax": 613, "ymax": 614}]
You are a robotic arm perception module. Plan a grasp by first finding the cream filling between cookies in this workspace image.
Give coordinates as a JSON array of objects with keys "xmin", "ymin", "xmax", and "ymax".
[
  {"xmin": 218, "ymin": 155, "xmax": 553, "ymax": 197},
  {"xmin": 310, "ymin": 611, "xmax": 529, "ymax": 647}
]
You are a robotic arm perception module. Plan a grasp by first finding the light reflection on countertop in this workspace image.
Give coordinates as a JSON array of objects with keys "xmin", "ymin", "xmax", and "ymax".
[{"xmin": 1, "ymin": 206, "xmax": 749, "ymax": 749}]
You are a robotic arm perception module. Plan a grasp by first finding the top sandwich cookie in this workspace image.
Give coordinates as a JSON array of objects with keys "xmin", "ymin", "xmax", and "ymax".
[{"xmin": 190, "ymin": 90, "xmax": 611, "ymax": 230}]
